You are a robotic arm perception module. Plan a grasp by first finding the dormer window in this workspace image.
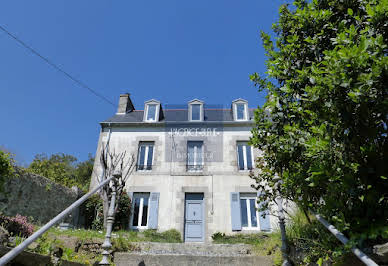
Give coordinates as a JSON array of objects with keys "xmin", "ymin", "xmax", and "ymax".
[
  {"xmin": 146, "ymin": 104, "xmax": 157, "ymax": 121},
  {"xmin": 144, "ymin": 99, "xmax": 161, "ymax": 122},
  {"xmin": 188, "ymin": 99, "xmax": 204, "ymax": 122},
  {"xmin": 232, "ymin": 99, "xmax": 248, "ymax": 121}
]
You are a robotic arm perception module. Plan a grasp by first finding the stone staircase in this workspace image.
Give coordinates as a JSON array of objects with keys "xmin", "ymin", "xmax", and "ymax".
[{"xmin": 114, "ymin": 242, "xmax": 273, "ymax": 266}]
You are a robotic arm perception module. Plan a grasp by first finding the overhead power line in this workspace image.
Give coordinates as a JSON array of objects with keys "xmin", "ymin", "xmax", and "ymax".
[{"xmin": 0, "ymin": 24, "xmax": 116, "ymax": 108}]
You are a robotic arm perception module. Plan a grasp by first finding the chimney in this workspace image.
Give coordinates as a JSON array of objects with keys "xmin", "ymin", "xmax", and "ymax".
[{"xmin": 116, "ymin": 93, "xmax": 135, "ymax": 114}]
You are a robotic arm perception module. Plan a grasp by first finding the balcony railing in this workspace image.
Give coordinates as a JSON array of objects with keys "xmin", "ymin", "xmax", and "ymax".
[
  {"xmin": 186, "ymin": 164, "xmax": 204, "ymax": 171},
  {"xmin": 136, "ymin": 164, "xmax": 152, "ymax": 171}
]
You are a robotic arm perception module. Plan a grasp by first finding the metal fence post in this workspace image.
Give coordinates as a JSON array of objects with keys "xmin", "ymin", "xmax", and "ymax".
[{"xmin": 99, "ymin": 174, "xmax": 119, "ymax": 265}]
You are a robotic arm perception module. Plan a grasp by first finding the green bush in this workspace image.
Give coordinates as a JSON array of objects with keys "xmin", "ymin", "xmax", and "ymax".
[
  {"xmin": 83, "ymin": 192, "xmax": 132, "ymax": 231},
  {"xmin": 143, "ymin": 229, "xmax": 182, "ymax": 243},
  {"xmin": 287, "ymin": 209, "xmax": 345, "ymax": 264},
  {"xmin": 0, "ymin": 150, "xmax": 14, "ymax": 192}
]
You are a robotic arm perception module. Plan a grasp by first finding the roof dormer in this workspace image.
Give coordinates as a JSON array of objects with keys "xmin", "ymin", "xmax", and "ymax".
[
  {"xmin": 188, "ymin": 99, "xmax": 204, "ymax": 122},
  {"xmin": 143, "ymin": 99, "xmax": 161, "ymax": 122},
  {"xmin": 232, "ymin": 98, "xmax": 249, "ymax": 121}
]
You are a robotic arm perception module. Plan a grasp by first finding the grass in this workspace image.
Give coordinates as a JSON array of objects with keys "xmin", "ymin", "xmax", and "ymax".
[
  {"xmin": 21, "ymin": 227, "xmax": 182, "ymax": 265},
  {"xmin": 212, "ymin": 232, "xmax": 283, "ymax": 265}
]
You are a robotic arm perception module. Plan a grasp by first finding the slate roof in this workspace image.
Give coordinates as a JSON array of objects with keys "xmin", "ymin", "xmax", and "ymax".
[{"xmin": 101, "ymin": 108, "xmax": 255, "ymax": 124}]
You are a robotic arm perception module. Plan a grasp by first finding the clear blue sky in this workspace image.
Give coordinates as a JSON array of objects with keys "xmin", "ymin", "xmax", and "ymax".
[{"xmin": 0, "ymin": 1, "xmax": 284, "ymax": 165}]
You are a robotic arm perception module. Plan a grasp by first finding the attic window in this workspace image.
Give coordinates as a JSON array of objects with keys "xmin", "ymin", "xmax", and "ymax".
[
  {"xmin": 188, "ymin": 100, "xmax": 204, "ymax": 122},
  {"xmin": 146, "ymin": 104, "xmax": 157, "ymax": 121},
  {"xmin": 191, "ymin": 104, "xmax": 201, "ymax": 121},
  {"xmin": 233, "ymin": 99, "xmax": 248, "ymax": 121},
  {"xmin": 236, "ymin": 104, "xmax": 246, "ymax": 120}
]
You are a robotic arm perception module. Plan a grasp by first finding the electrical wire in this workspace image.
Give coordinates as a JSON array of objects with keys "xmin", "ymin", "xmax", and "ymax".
[{"xmin": 0, "ymin": 24, "xmax": 116, "ymax": 108}]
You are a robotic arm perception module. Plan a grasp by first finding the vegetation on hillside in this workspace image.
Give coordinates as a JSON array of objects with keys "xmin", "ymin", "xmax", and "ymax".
[
  {"xmin": 27, "ymin": 153, "xmax": 94, "ymax": 191},
  {"xmin": 250, "ymin": 0, "xmax": 388, "ymax": 263}
]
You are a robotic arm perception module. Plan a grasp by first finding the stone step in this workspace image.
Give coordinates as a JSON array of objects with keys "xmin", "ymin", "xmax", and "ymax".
[
  {"xmin": 128, "ymin": 242, "xmax": 254, "ymax": 256},
  {"xmin": 115, "ymin": 253, "xmax": 273, "ymax": 266}
]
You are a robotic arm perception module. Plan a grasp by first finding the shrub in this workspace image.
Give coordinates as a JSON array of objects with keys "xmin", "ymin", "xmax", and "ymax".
[
  {"xmin": 287, "ymin": 209, "xmax": 344, "ymax": 264},
  {"xmin": 0, "ymin": 214, "xmax": 34, "ymax": 238},
  {"xmin": 83, "ymin": 192, "xmax": 132, "ymax": 231},
  {"xmin": 143, "ymin": 229, "xmax": 182, "ymax": 243}
]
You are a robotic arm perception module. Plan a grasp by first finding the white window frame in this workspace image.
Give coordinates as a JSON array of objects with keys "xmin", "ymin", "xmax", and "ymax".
[
  {"xmin": 232, "ymin": 99, "xmax": 249, "ymax": 121},
  {"xmin": 187, "ymin": 141, "xmax": 204, "ymax": 171},
  {"xmin": 240, "ymin": 195, "xmax": 259, "ymax": 230},
  {"xmin": 188, "ymin": 99, "xmax": 204, "ymax": 122},
  {"xmin": 143, "ymin": 99, "xmax": 161, "ymax": 122},
  {"xmin": 130, "ymin": 193, "xmax": 150, "ymax": 229},
  {"xmin": 235, "ymin": 103, "xmax": 247, "ymax": 120},
  {"xmin": 137, "ymin": 142, "xmax": 154, "ymax": 171},
  {"xmin": 237, "ymin": 142, "xmax": 254, "ymax": 171}
]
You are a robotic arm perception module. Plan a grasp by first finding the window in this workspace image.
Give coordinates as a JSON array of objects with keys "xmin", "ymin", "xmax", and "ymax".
[
  {"xmin": 146, "ymin": 104, "xmax": 157, "ymax": 121},
  {"xmin": 187, "ymin": 141, "xmax": 203, "ymax": 171},
  {"xmin": 137, "ymin": 142, "xmax": 154, "ymax": 170},
  {"xmin": 237, "ymin": 141, "xmax": 253, "ymax": 170},
  {"xmin": 236, "ymin": 103, "xmax": 246, "ymax": 120},
  {"xmin": 240, "ymin": 194, "xmax": 258, "ymax": 229},
  {"xmin": 191, "ymin": 104, "xmax": 201, "ymax": 121},
  {"xmin": 131, "ymin": 193, "xmax": 150, "ymax": 229}
]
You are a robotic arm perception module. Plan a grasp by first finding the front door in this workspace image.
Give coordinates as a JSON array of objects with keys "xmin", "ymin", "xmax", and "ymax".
[{"xmin": 184, "ymin": 193, "xmax": 204, "ymax": 242}]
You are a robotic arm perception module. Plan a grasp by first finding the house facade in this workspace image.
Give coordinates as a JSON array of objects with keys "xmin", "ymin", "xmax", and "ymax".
[{"xmin": 90, "ymin": 93, "xmax": 277, "ymax": 242}]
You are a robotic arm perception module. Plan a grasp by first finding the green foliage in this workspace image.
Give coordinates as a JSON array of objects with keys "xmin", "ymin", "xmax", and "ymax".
[
  {"xmin": 211, "ymin": 232, "xmax": 282, "ymax": 264},
  {"xmin": 286, "ymin": 209, "xmax": 343, "ymax": 264},
  {"xmin": 27, "ymin": 153, "xmax": 94, "ymax": 191},
  {"xmin": 143, "ymin": 229, "xmax": 182, "ymax": 243},
  {"xmin": 83, "ymin": 192, "xmax": 132, "ymax": 231},
  {"xmin": 0, "ymin": 150, "xmax": 15, "ymax": 191},
  {"xmin": 84, "ymin": 194, "xmax": 104, "ymax": 230},
  {"xmin": 250, "ymin": 0, "xmax": 388, "ymax": 253}
]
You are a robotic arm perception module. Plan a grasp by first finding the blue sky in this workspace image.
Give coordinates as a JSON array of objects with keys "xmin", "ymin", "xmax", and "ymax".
[{"xmin": 0, "ymin": 0, "xmax": 284, "ymax": 165}]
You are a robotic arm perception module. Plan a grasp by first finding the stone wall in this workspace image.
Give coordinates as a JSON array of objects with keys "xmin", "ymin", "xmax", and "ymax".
[{"xmin": 0, "ymin": 169, "xmax": 83, "ymax": 225}]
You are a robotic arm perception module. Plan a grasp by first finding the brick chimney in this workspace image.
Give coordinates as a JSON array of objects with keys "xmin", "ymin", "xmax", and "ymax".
[{"xmin": 116, "ymin": 93, "xmax": 135, "ymax": 114}]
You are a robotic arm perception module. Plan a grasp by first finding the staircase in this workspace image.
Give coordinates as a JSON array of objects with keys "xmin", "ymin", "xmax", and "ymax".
[{"xmin": 114, "ymin": 242, "xmax": 273, "ymax": 266}]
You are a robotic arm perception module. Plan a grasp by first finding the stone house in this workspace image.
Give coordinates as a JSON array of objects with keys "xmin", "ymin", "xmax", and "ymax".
[{"xmin": 90, "ymin": 93, "xmax": 276, "ymax": 242}]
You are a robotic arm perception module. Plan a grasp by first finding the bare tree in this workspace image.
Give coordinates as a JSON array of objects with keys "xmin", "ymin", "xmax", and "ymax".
[{"xmin": 98, "ymin": 146, "xmax": 135, "ymax": 229}]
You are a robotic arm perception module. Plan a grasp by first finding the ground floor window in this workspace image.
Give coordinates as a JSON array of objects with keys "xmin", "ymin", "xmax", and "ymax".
[
  {"xmin": 240, "ymin": 193, "xmax": 258, "ymax": 229},
  {"xmin": 131, "ymin": 193, "xmax": 150, "ymax": 229}
]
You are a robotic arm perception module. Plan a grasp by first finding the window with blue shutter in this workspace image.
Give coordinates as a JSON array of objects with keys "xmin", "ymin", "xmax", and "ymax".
[
  {"xmin": 148, "ymin": 192, "xmax": 160, "ymax": 229},
  {"xmin": 230, "ymin": 192, "xmax": 242, "ymax": 231}
]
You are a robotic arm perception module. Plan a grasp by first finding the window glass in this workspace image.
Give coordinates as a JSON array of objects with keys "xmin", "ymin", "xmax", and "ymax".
[
  {"xmin": 237, "ymin": 142, "xmax": 253, "ymax": 170},
  {"xmin": 138, "ymin": 142, "xmax": 154, "ymax": 170},
  {"xmin": 141, "ymin": 196, "xmax": 149, "ymax": 226},
  {"xmin": 249, "ymin": 199, "xmax": 258, "ymax": 227},
  {"xmin": 246, "ymin": 146, "xmax": 253, "ymax": 170},
  {"xmin": 187, "ymin": 141, "xmax": 203, "ymax": 171},
  {"xmin": 146, "ymin": 104, "xmax": 157, "ymax": 121},
  {"xmin": 132, "ymin": 193, "xmax": 150, "ymax": 228},
  {"xmin": 240, "ymin": 199, "xmax": 248, "ymax": 227},
  {"xmin": 132, "ymin": 198, "xmax": 140, "ymax": 226},
  {"xmin": 237, "ymin": 145, "xmax": 245, "ymax": 170},
  {"xmin": 240, "ymin": 195, "xmax": 259, "ymax": 229},
  {"xmin": 146, "ymin": 145, "xmax": 153, "ymax": 170},
  {"xmin": 236, "ymin": 104, "xmax": 246, "ymax": 120},
  {"xmin": 191, "ymin": 104, "xmax": 201, "ymax": 120}
]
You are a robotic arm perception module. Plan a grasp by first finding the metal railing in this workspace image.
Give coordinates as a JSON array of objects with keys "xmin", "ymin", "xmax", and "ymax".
[
  {"xmin": 186, "ymin": 164, "xmax": 204, "ymax": 171},
  {"xmin": 0, "ymin": 175, "xmax": 115, "ymax": 266},
  {"xmin": 313, "ymin": 213, "xmax": 378, "ymax": 266}
]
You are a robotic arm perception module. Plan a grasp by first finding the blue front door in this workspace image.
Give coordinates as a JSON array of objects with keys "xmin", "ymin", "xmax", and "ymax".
[{"xmin": 184, "ymin": 194, "xmax": 204, "ymax": 242}]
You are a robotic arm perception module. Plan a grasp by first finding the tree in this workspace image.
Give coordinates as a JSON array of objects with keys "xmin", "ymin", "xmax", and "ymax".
[
  {"xmin": 28, "ymin": 153, "xmax": 94, "ymax": 191},
  {"xmin": 250, "ymin": 0, "xmax": 388, "ymax": 244},
  {"xmin": 98, "ymin": 147, "xmax": 135, "ymax": 229}
]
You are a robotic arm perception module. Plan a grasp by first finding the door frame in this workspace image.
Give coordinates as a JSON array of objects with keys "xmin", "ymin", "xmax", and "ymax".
[{"xmin": 184, "ymin": 193, "xmax": 205, "ymax": 242}]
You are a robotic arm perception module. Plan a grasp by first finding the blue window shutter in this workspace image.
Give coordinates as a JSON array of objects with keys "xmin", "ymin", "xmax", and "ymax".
[
  {"xmin": 230, "ymin": 192, "xmax": 242, "ymax": 231},
  {"xmin": 257, "ymin": 192, "xmax": 271, "ymax": 231},
  {"xmin": 148, "ymin": 192, "xmax": 160, "ymax": 229}
]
